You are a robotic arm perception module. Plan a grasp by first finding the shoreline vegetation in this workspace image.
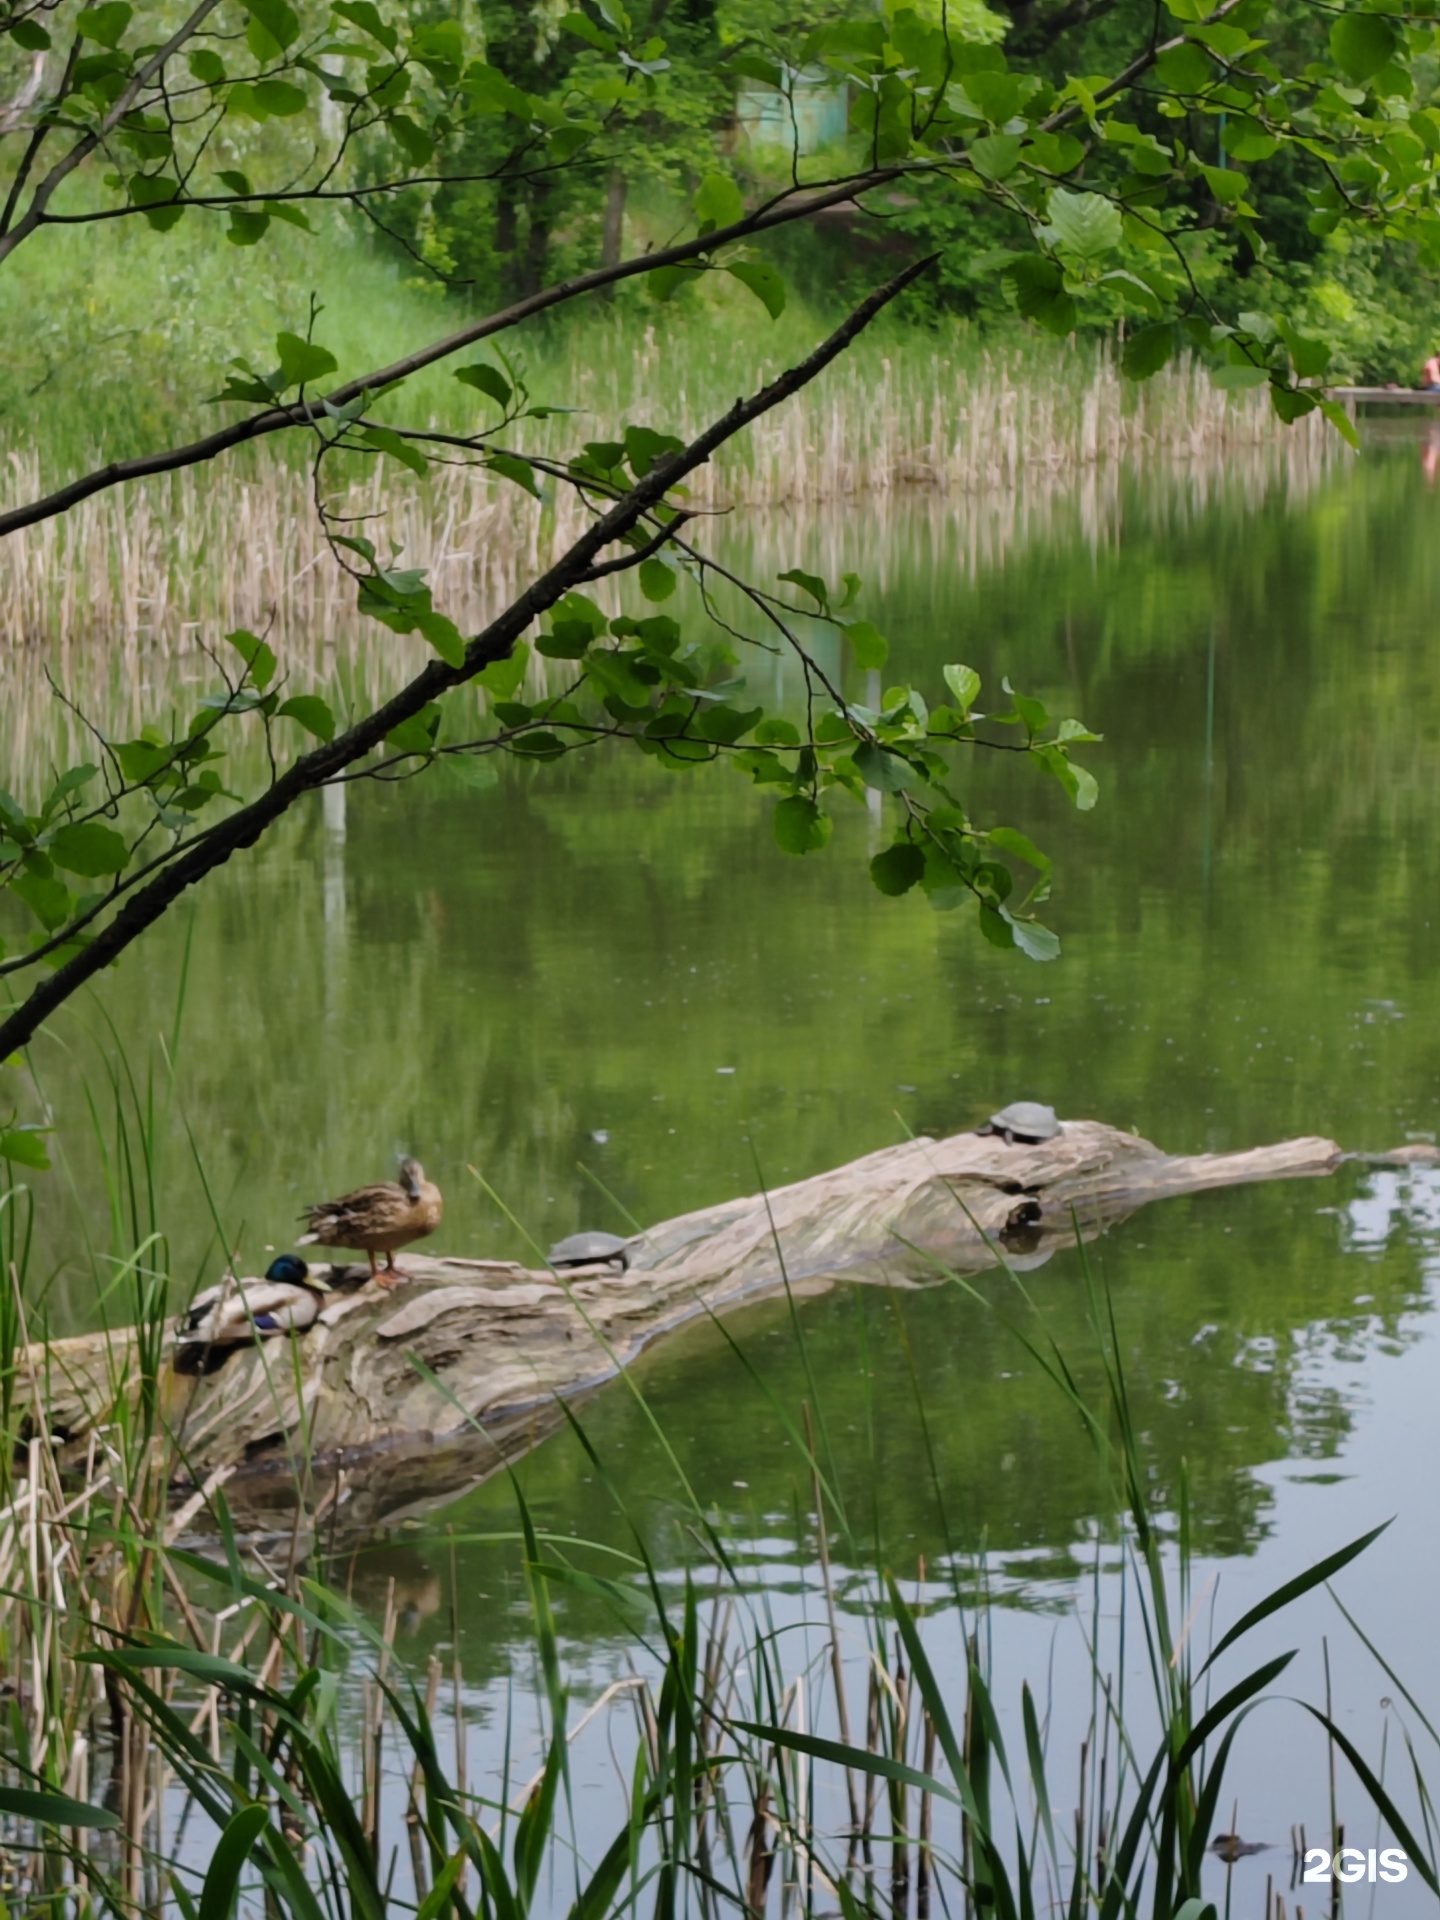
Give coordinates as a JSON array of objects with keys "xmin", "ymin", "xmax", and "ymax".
[
  {"xmin": 3, "ymin": 332, "xmax": 1335, "ymax": 654},
  {"xmin": 0, "ymin": 1203, "xmax": 1421, "ymax": 1918}
]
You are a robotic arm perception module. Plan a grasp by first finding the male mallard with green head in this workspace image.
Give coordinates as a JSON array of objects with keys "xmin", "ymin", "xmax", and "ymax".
[
  {"xmin": 297, "ymin": 1157, "xmax": 443, "ymax": 1288},
  {"xmin": 180, "ymin": 1254, "xmax": 332, "ymax": 1345}
]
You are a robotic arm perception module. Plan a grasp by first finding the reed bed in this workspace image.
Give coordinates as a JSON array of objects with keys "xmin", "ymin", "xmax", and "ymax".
[{"xmin": 0, "ymin": 341, "xmax": 1333, "ymax": 652}]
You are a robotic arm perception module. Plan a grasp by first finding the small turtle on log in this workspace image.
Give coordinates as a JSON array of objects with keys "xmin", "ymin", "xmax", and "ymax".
[
  {"xmin": 976, "ymin": 1102, "xmax": 1061, "ymax": 1146},
  {"xmin": 548, "ymin": 1231, "xmax": 631, "ymax": 1273}
]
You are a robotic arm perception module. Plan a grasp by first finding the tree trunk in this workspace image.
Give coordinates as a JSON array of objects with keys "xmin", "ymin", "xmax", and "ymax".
[
  {"xmin": 601, "ymin": 168, "xmax": 627, "ymax": 273},
  {"xmin": 17, "ymin": 1116, "xmax": 1387, "ymax": 1540}
]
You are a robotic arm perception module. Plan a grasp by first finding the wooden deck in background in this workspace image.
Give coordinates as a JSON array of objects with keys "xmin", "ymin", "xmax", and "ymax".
[{"xmin": 1332, "ymin": 387, "xmax": 1440, "ymax": 411}]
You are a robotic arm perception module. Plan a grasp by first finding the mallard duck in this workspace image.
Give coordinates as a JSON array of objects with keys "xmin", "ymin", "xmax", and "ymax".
[
  {"xmin": 297, "ymin": 1157, "xmax": 442, "ymax": 1288},
  {"xmin": 179, "ymin": 1254, "xmax": 332, "ymax": 1346}
]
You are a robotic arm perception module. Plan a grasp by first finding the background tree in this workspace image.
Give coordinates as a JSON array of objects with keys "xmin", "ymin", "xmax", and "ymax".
[{"xmin": 0, "ymin": 0, "xmax": 1431, "ymax": 1134}]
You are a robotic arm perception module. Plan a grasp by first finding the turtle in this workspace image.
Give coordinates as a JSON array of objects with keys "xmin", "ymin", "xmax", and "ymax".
[
  {"xmin": 547, "ymin": 1230, "xmax": 632, "ymax": 1273},
  {"xmin": 975, "ymin": 1101, "xmax": 1061, "ymax": 1146}
]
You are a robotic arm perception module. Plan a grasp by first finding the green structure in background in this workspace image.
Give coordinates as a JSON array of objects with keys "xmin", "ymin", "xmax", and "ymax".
[{"xmin": 735, "ymin": 68, "xmax": 849, "ymax": 155}]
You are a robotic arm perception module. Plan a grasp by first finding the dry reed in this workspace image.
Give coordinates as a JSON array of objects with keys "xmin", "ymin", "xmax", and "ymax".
[{"xmin": 0, "ymin": 342, "xmax": 1331, "ymax": 652}]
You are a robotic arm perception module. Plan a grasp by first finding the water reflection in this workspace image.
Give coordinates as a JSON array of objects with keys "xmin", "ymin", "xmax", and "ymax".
[{"xmin": 6, "ymin": 438, "xmax": 1440, "ymax": 1730}]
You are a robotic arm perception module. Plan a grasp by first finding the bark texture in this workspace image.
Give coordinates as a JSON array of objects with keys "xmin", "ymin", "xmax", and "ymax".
[{"xmin": 24, "ymin": 1119, "xmax": 1349, "ymax": 1531}]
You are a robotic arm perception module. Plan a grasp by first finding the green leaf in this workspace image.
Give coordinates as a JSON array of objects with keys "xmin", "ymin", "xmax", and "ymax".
[
  {"xmin": 1006, "ymin": 913, "xmax": 1060, "ymax": 961},
  {"xmin": 968, "ymin": 133, "xmax": 1023, "ymax": 179},
  {"xmin": 638, "ymin": 558, "xmax": 677, "ymax": 602},
  {"xmin": 1046, "ymin": 188, "xmax": 1122, "ymax": 258},
  {"xmin": 694, "ymin": 704, "xmax": 761, "ymax": 745},
  {"xmin": 1330, "ymin": 12, "xmax": 1397, "ymax": 82},
  {"xmin": 777, "ymin": 568, "xmax": 828, "ymax": 609},
  {"xmin": 1277, "ymin": 321, "xmax": 1331, "ymax": 379},
  {"xmin": 1122, "ymin": 323, "xmax": 1173, "ymax": 381},
  {"xmin": 247, "ymin": 0, "xmax": 300, "ymax": 52},
  {"xmin": 1211, "ymin": 364, "xmax": 1269, "ymax": 391},
  {"xmin": 386, "ymin": 706, "xmax": 442, "ymax": 756},
  {"xmin": 454, "ymin": 362, "xmax": 512, "ymax": 408},
  {"xmin": 979, "ymin": 903, "xmax": 1015, "ymax": 948},
  {"xmin": 1202, "ymin": 1521, "xmax": 1391, "ymax": 1674},
  {"xmin": 76, "ymin": 3, "xmax": 132, "ymax": 47},
  {"xmin": 226, "ymin": 208, "xmax": 270, "ymax": 247},
  {"xmin": 48, "ymin": 822, "xmax": 127, "ymax": 877},
  {"xmin": 417, "ymin": 610, "xmax": 465, "ymax": 668},
  {"xmin": 1002, "ymin": 256, "xmax": 1077, "ymax": 335},
  {"xmin": 987, "ymin": 826, "xmax": 1051, "ymax": 877},
  {"xmin": 387, "ymin": 111, "xmax": 434, "ymax": 164},
  {"xmin": 694, "ymin": 172, "xmax": 744, "ymax": 234},
  {"xmin": 1319, "ymin": 397, "xmax": 1361, "ymax": 449},
  {"xmin": 12, "ymin": 872, "xmax": 71, "ymax": 930},
  {"xmin": 275, "ymin": 332, "xmax": 338, "ymax": 391},
  {"xmin": 227, "ymin": 629, "xmax": 277, "ymax": 690},
  {"xmin": 252, "ymin": 79, "xmax": 307, "ymax": 115},
  {"xmin": 115, "ymin": 740, "xmax": 169, "ymax": 784},
  {"xmin": 510, "ymin": 730, "xmax": 566, "ymax": 759},
  {"xmin": 276, "ymin": 696, "xmax": 336, "ymax": 742},
  {"xmin": 853, "ymin": 742, "xmax": 916, "ymax": 792},
  {"xmin": 943, "ymin": 664, "xmax": 981, "ymax": 713},
  {"xmin": 1200, "ymin": 164, "xmax": 1246, "ymax": 206},
  {"xmin": 0, "ymin": 1129, "xmax": 52, "ymax": 1172},
  {"xmin": 773, "ymin": 795, "xmax": 832, "ymax": 855},
  {"xmin": 360, "ymin": 425, "xmax": 427, "ymax": 476},
  {"xmin": 9, "ymin": 19, "xmax": 51, "ymax": 47},
  {"xmin": 332, "ymin": 0, "xmax": 398, "ymax": 51},
  {"xmin": 870, "ymin": 842, "xmax": 925, "ymax": 896},
  {"xmin": 623, "ymin": 425, "xmax": 683, "ymax": 477},
  {"xmin": 486, "ymin": 452, "xmax": 541, "ymax": 498},
  {"xmin": 560, "ymin": 9, "xmax": 616, "ymax": 47},
  {"xmin": 477, "ymin": 642, "xmax": 528, "ymax": 700},
  {"xmin": 1153, "ymin": 41, "xmax": 1212, "ymax": 91},
  {"xmin": 199, "ymin": 1803, "xmax": 271, "ymax": 1920},
  {"xmin": 1271, "ymin": 386, "xmax": 1317, "ymax": 424},
  {"xmin": 733, "ymin": 1721, "xmax": 959, "ymax": 1804},
  {"xmin": 1223, "ymin": 116, "xmax": 1277, "ymax": 162},
  {"xmin": 0, "ymin": 1783, "xmax": 113, "ymax": 1826},
  {"xmin": 647, "ymin": 262, "xmax": 701, "ymax": 302},
  {"xmin": 845, "ymin": 620, "xmax": 888, "ymax": 670},
  {"xmin": 725, "ymin": 261, "xmax": 786, "ymax": 319}
]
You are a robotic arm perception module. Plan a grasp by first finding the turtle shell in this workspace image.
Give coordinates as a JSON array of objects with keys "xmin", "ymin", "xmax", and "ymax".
[
  {"xmin": 548, "ymin": 1230, "xmax": 631, "ymax": 1271},
  {"xmin": 983, "ymin": 1101, "xmax": 1060, "ymax": 1143}
]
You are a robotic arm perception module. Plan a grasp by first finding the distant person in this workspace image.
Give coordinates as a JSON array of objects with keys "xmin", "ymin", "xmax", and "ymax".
[{"xmin": 1422, "ymin": 350, "xmax": 1440, "ymax": 391}]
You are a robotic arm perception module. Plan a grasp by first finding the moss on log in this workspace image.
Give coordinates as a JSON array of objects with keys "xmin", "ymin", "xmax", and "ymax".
[{"xmin": 26, "ymin": 1119, "xmax": 1354, "ymax": 1529}]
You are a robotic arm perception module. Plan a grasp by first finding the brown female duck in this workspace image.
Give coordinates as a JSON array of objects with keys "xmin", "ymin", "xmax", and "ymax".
[{"xmin": 297, "ymin": 1157, "xmax": 443, "ymax": 1288}]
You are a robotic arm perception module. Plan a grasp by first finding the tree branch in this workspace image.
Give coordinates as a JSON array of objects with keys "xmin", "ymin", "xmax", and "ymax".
[
  {"xmin": 0, "ymin": 255, "xmax": 936, "ymax": 1061},
  {"xmin": 0, "ymin": 169, "xmax": 906, "ymax": 541},
  {"xmin": 0, "ymin": 0, "xmax": 226, "ymax": 266}
]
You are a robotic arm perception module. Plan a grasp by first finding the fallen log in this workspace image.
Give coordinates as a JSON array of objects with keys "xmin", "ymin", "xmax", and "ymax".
[{"xmin": 23, "ymin": 1118, "xmax": 1408, "ymax": 1532}]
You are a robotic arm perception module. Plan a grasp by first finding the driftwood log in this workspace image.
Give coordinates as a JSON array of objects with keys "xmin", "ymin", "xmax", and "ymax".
[{"xmin": 24, "ymin": 1119, "xmax": 1420, "ymax": 1535}]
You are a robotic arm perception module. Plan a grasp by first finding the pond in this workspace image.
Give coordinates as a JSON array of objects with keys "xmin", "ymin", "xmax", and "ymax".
[{"xmin": 13, "ymin": 426, "xmax": 1440, "ymax": 1909}]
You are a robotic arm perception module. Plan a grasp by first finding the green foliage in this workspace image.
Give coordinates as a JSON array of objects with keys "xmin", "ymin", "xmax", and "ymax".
[{"xmin": 6, "ymin": 0, "xmax": 1440, "ymax": 1051}]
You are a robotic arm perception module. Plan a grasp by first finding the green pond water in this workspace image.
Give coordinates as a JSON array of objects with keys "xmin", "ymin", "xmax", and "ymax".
[{"xmin": 13, "ymin": 429, "xmax": 1440, "ymax": 1903}]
